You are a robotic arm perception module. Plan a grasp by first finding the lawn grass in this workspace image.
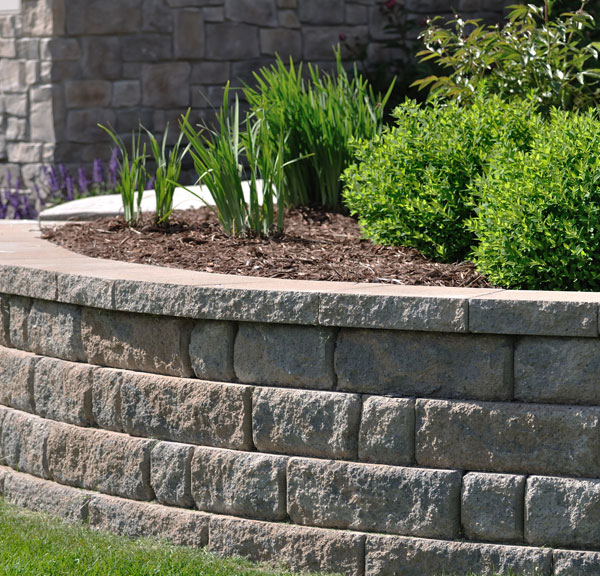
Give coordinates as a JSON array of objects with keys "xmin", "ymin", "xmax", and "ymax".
[
  {"xmin": 0, "ymin": 499, "xmax": 543, "ymax": 576},
  {"xmin": 0, "ymin": 499, "xmax": 334, "ymax": 576}
]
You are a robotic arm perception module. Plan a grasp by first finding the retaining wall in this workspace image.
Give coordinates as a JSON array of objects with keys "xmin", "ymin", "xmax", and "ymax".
[
  {"xmin": 1, "ymin": 225, "xmax": 600, "ymax": 574},
  {"xmin": 0, "ymin": 0, "xmax": 513, "ymax": 187}
]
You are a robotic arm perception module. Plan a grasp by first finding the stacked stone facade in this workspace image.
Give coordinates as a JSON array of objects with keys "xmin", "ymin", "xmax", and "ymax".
[{"xmin": 0, "ymin": 0, "xmax": 513, "ymax": 189}]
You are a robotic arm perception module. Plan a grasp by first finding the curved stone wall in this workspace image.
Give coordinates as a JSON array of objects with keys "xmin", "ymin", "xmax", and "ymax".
[{"xmin": 2, "ymin": 222, "xmax": 600, "ymax": 575}]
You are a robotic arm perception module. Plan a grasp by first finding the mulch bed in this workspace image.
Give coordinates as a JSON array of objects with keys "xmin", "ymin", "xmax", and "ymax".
[{"xmin": 41, "ymin": 206, "xmax": 493, "ymax": 287}]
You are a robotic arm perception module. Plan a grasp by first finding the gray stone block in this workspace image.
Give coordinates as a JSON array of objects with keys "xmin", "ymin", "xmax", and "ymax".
[
  {"xmin": 225, "ymin": 0, "xmax": 277, "ymax": 25},
  {"xmin": 235, "ymin": 323, "xmax": 336, "ymax": 389},
  {"xmin": 554, "ymin": 550, "xmax": 600, "ymax": 576},
  {"xmin": 260, "ymin": 29, "xmax": 302, "ymax": 58},
  {"xmin": 0, "ymin": 347, "xmax": 36, "ymax": 413},
  {"xmin": 299, "ymin": 0, "xmax": 345, "ymax": 24},
  {"xmin": 80, "ymin": 36, "xmax": 122, "ymax": 80},
  {"xmin": 46, "ymin": 423, "xmax": 155, "ymax": 501},
  {"xmin": 8, "ymin": 296, "xmax": 31, "ymax": 351},
  {"xmin": 113, "ymin": 280, "xmax": 320, "ymax": 325},
  {"xmin": 90, "ymin": 367, "xmax": 123, "ymax": 431},
  {"xmin": 252, "ymin": 387, "xmax": 360, "ymax": 459},
  {"xmin": 0, "ymin": 410, "xmax": 50, "ymax": 478},
  {"xmin": 365, "ymin": 534, "xmax": 552, "ymax": 576},
  {"xmin": 526, "ymin": 476, "xmax": 600, "ymax": 548},
  {"xmin": 191, "ymin": 447, "xmax": 287, "ymax": 521},
  {"xmin": 174, "ymin": 9, "xmax": 204, "ymax": 58},
  {"xmin": 88, "ymin": 494, "xmax": 209, "ymax": 548},
  {"xmin": 151, "ymin": 442, "xmax": 194, "ymax": 508},
  {"xmin": 81, "ymin": 308, "xmax": 194, "ymax": 377},
  {"xmin": 515, "ymin": 337, "xmax": 600, "ymax": 404},
  {"xmin": 336, "ymin": 329, "xmax": 513, "ymax": 400},
  {"xmin": 0, "ymin": 295, "xmax": 9, "ymax": 347},
  {"xmin": 27, "ymin": 300, "xmax": 85, "ymax": 362},
  {"xmin": 55, "ymin": 273, "xmax": 114, "ymax": 310},
  {"xmin": 121, "ymin": 371, "xmax": 252, "ymax": 449},
  {"xmin": 205, "ymin": 23, "xmax": 260, "ymax": 60},
  {"xmin": 189, "ymin": 321, "xmax": 236, "ymax": 381},
  {"xmin": 66, "ymin": 108, "xmax": 116, "ymax": 144},
  {"xmin": 65, "ymin": 80, "xmax": 111, "ymax": 109},
  {"xmin": 461, "ymin": 472, "xmax": 525, "ymax": 543},
  {"xmin": 287, "ymin": 458, "xmax": 461, "ymax": 538},
  {"xmin": 359, "ymin": 396, "xmax": 415, "ymax": 466},
  {"xmin": 3, "ymin": 469, "xmax": 91, "ymax": 523},
  {"xmin": 209, "ymin": 515, "xmax": 365, "ymax": 576},
  {"xmin": 67, "ymin": 0, "xmax": 142, "ymax": 35},
  {"xmin": 319, "ymin": 292, "xmax": 468, "ymax": 332},
  {"xmin": 142, "ymin": 63, "xmax": 190, "ymax": 108},
  {"xmin": 416, "ymin": 399, "xmax": 600, "ymax": 477},
  {"xmin": 112, "ymin": 80, "xmax": 141, "ymax": 108},
  {"xmin": 469, "ymin": 296, "xmax": 598, "ymax": 337},
  {"xmin": 33, "ymin": 357, "xmax": 94, "ymax": 426}
]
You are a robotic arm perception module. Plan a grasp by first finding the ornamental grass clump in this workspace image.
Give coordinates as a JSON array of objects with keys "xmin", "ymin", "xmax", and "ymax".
[
  {"xmin": 470, "ymin": 108, "xmax": 600, "ymax": 291},
  {"xmin": 244, "ymin": 47, "xmax": 394, "ymax": 210},
  {"xmin": 180, "ymin": 83, "xmax": 287, "ymax": 237},
  {"xmin": 342, "ymin": 94, "xmax": 540, "ymax": 262},
  {"xmin": 413, "ymin": 1, "xmax": 600, "ymax": 112}
]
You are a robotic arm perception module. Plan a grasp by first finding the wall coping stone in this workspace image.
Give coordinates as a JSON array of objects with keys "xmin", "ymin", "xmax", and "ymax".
[{"xmin": 3, "ymin": 220, "xmax": 600, "ymax": 335}]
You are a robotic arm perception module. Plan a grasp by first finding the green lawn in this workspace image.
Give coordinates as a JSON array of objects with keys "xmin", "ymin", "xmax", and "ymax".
[{"xmin": 0, "ymin": 499, "xmax": 333, "ymax": 576}]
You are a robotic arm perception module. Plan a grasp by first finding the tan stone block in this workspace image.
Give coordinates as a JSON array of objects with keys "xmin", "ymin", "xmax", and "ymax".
[
  {"xmin": 121, "ymin": 371, "xmax": 252, "ymax": 449},
  {"xmin": 90, "ymin": 366, "xmax": 123, "ymax": 432},
  {"xmin": 209, "ymin": 515, "xmax": 364, "ymax": 576},
  {"xmin": 0, "ymin": 347, "xmax": 37, "ymax": 413},
  {"xmin": 81, "ymin": 308, "xmax": 193, "ymax": 377},
  {"xmin": 0, "ymin": 294, "xmax": 10, "ymax": 347},
  {"xmin": 416, "ymin": 399, "xmax": 600, "ymax": 477},
  {"xmin": 47, "ymin": 423, "xmax": 154, "ymax": 500},
  {"xmin": 189, "ymin": 320, "xmax": 236, "ymax": 381},
  {"xmin": 151, "ymin": 442, "xmax": 194, "ymax": 508}
]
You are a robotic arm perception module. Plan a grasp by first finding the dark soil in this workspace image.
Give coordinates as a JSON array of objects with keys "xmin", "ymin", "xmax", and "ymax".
[{"xmin": 41, "ymin": 207, "xmax": 492, "ymax": 287}]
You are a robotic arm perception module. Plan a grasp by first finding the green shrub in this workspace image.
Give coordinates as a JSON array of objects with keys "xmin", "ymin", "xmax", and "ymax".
[
  {"xmin": 470, "ymin": 108, "xmax": 600, "ymax": 291},
  {"xmin": 414, "ymin": 1, "xmax": 600, "ymax": 112},
  {"xmin": 342, "ymin": 95, "xmax": 539, "ymax": 262},
  {"xmin": 244, "ymin": 47, "xmax": 394, "ymax": 210}
]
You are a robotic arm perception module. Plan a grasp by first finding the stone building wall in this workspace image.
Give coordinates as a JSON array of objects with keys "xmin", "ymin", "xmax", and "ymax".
[{"xmin": 0, "ymin": 0, "xmax": 512, "ymax": 188}]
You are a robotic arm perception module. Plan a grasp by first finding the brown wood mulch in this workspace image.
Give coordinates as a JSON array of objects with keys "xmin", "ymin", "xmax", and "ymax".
[{"xmin": 41, "ymin": 206, "xmax": 493, "ymax": 287}]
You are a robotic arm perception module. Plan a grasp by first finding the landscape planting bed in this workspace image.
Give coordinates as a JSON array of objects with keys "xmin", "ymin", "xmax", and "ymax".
[{"xmin": 2, "ymin": 220, "xmax": 600, "ymax": 575}]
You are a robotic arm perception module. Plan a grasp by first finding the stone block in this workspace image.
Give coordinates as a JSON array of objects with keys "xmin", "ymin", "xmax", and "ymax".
[
  {"xmin": 303, "ymin": 27, "xmax": 346, "ymax": 60},
  {"xmin": 65, "ymin": 81, "xmax": 111, "ymax": 109},
  {"xmin": 225, "ymin": 0, "xmax": 277, "ymax": 25},
  {"xmin": 40, "ymin": 38, "xmax": 80, "ymax": 61},
  {"xmin": 46, "ymin": 423, "xmax": 155, "ymax": 501},
  {"xmin": 0, "ymin": 295, "xmax": 9, "ymax": 347},
  {"xmin": 235, "ymin": 323, "xmax": 336, "ymax": 389},
  {"xmin": 279, "ymin": 9, "xmax": 300, "ymax": 28},
  {"xmin": 22, "ymin": 0, "xmax": 64, "ymax": 36},
  {"xmin": 30, "ymin": 97, "xmax": 56, "ymax": 143},
  {"xmin": 252, "ymin": 387, "xmax": 360, "ymax": 459},
  {"xmin": 151, "ymin": 442, "xmax": 194, "ymax": 508},
  {"xmin": 88, "ymin": 494, "xmax": 209, "ymax": 548},
  {"xmin": 469, "ymin": 295, "xmax": 598, "ymax": 337},
  {"xmin": 6, "ymin": 118, "xmax": 26, "ymax": 141},
  {"xmin": 554, "ymin": 550, "xmax": 600, "ymax": 576},
  {"xmin": 121, "ymin": 371, "xmax": 252, "ymax": 448},
  {"xmin": 121, "ymin": 35, "xmax": 172, "ymax": 62},
  {"xmin": 299, "ymin": 0, "xmax": 345, "ymax": 24},
  {"xmin": 260, "ymin": 29, "xmax": 301, "ymax": 58},
  {"xmin": 5, "ymin": 94, "xmax": 27, "ymax": 117},
  {"xmin": 526, "ymin": 476, "xmax": 600, "ymax": 548},
  {"xmin": 336, "ymin": 329, "xmax": 513, "ymax": 401},
  {"xmin": 365, "ymin": 534, "xmax": 552, "ymax": 576},
  {"xmin": 90, "ymin": 367, "xmax": 123, "ymax": 431},
  {"xmin": 142, "ymin": 63, "xmax": 191, "ymax": 108},
  {"xmin": 358, "ymin": 396, "xmax": 415, "ymax": 466},
  {"xmin": 54, "ymin": 273, "xmax": 114, "ymax": 310},
  {"xmin": 191, "ymin": 447, "xmax": 287, "ymax": 521},
  {"xmin": 416, "ymin": 399, "xmax": 600, "ymax": 477},
  {"xmin": 112, "ymin": 80, "xmax": 141, "ymax": 108},
  {"xmin": 81, "ymin": 37, "xmax": 122, "ymax": 80},
  {"xmin": 287, "ymin": 458, "xmax": 461, "ymax": 538},
  {"xmin": 203, "ymin": 6, "xmax": 224, "ymax": 22},
  {"xmin": 66, "ymin": 108, "xmax": 116, "ymax": 144},
  {"xmin": 209, "ymin": 515, "xmax": 365, "ymax": 576},
  {"xmin": 7, "ymin": 143, "xmax": 43, "ymax": 164},
  {"xmin": 67, "ymin": 0, "xmax": 141, "ymax": 34},
  {"xmin": 189, "ymin": 320, "xmax": 236, "ymax": 381},
  {"xmin": 3, "ymin": 469, "xmax": 91, "ymax": 523},
  {"xmin": 205, "ymin": 23, "xmax": 260, "ymax": 60},
  {"xmin": 1, "ymin": 410, "xmax": 50, "ymax": 478},
  {"xmin": 0, "ymin": 347, "xmax": 36, "ymax": 413},
  {"xmin": 33, "ymin": 357, "xmax": 94, "ymax": 426},
  {"xmin": 0, "ymin": 60, "xmax": 23, "ymax": 93},
  {"xmin": 515, "ymin": 337, "xmax": 600, "ymax": 404},
  {"xmin": 191, "ymin": 61, "xmax": 231, "ymax": 84},
  {"xmin": 81, "ymin": 308, "xmax": 194, "ymax": 377},
  {"xmin": 27, "ymin": 300, "xmax": 85, "ymax": 362},
  {"xmin": 174, "ymin": 9, "xmax": 204, "ymax": 59},
  {"xmin": 461, "ymin": 472, "xmax": 525, "ymax": 543},
  {"xmin": 0, "ymin": 38, "xmax": 16, "ymax": 58}
]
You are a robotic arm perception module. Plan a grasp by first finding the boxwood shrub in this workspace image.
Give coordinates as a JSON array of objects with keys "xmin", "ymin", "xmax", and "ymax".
[
  {"xmin": 470, "ymin": 109, "xmax": 600, "ymax": 291},
  {"xmin": 342, "ymin": 95, "xmax": 539, "ymax": 262}
]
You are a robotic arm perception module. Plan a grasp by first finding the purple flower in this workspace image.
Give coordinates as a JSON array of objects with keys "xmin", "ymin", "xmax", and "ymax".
[
  {"xmin": 58, "ymin": 163, "xmax": 68, "ymax": 186},
  {"xmin": 77, "ymin": 167, "xmax": 89, "ymax": 195},
  {"xmin": 65, "ymin": 174, "xmax": 75, "ymax": 201},
  {"xmin": 92, "ymin": 158, "xmax": 104, "ymax": 186},
  {"xmin": 108, "ymin": 147, "xmax": 119, "ymax": 189}
]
